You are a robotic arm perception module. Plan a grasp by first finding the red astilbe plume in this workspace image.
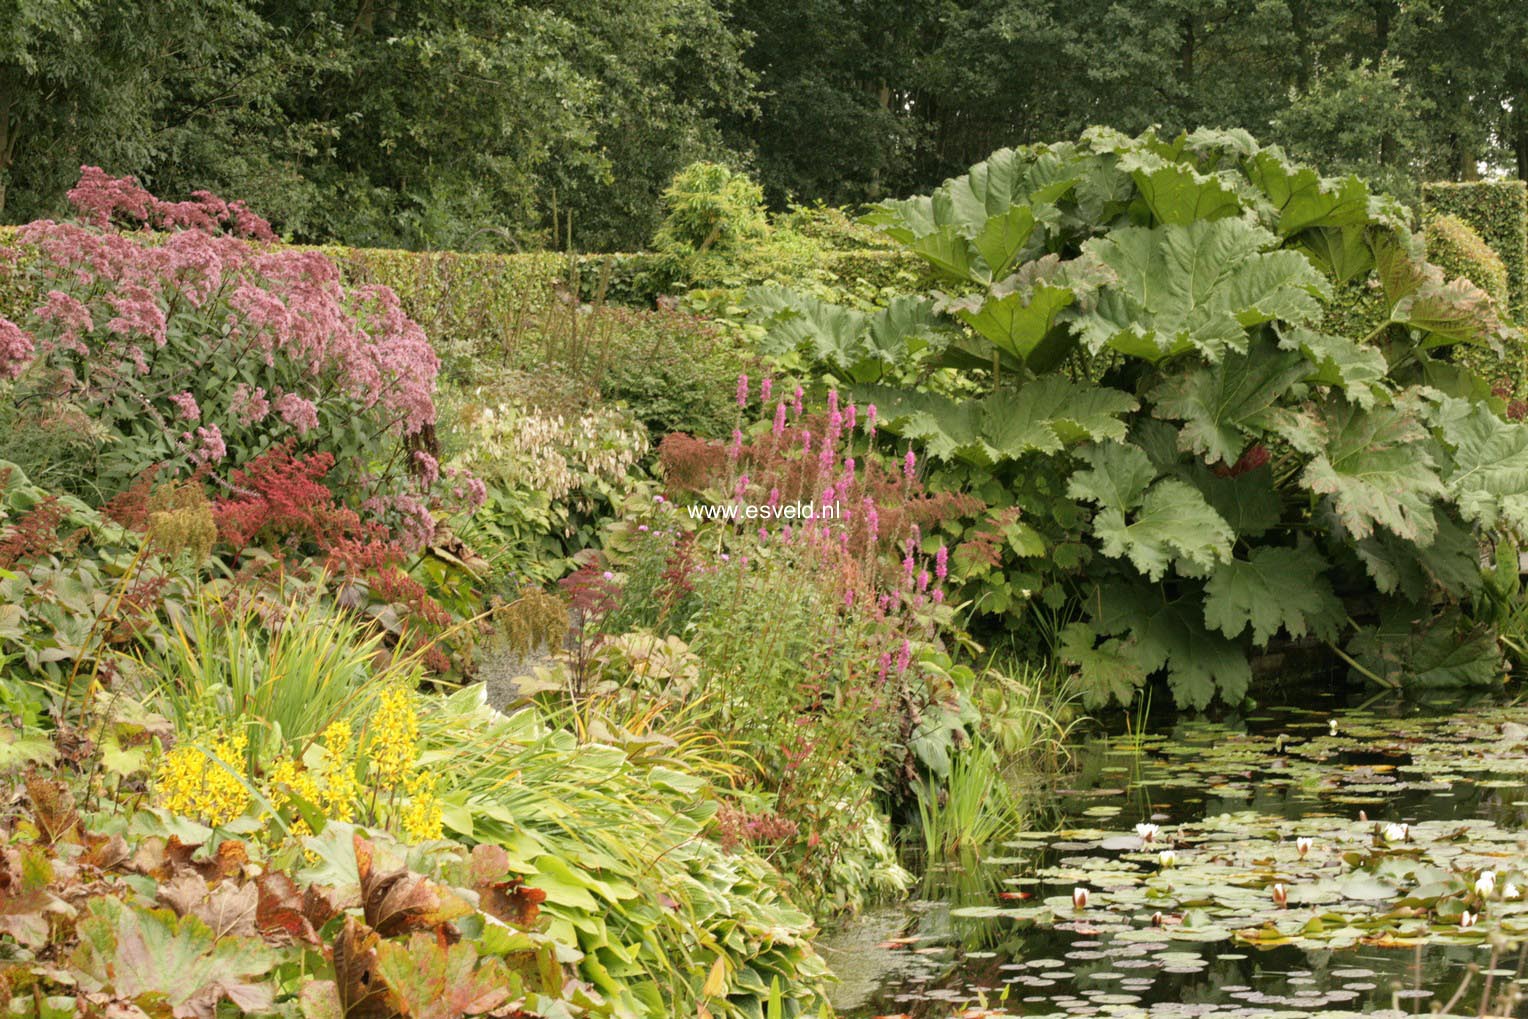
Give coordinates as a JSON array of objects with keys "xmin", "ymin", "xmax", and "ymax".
[
  {"xmin": 213, "ymin": 442, "xmax": 396, "ymax": 557},
  {"xmin": 0, "ymin": 495, "xmax": 71, "ymax": 570}
]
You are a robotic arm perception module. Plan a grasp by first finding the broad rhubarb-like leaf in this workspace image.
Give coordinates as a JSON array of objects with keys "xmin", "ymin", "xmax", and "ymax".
[
  {"xmin": 1091, "ymin": 479, "xmax": 1235, "ymax": 581},
  {"xmin": 1149, "ymin": 339, "xmax": 1311, "ymax": 464},
  {"xmin": 1203, "ymin": 544, "xmax": 1343, "ymax": 644},
  {"xmin": 1346, "ymin": 604, "xmax": 1503, "ymax": 690},
  {"xmin": 1075, "ymin": 219, "xmax": 1329, "ymax": 362},
  {"xmin": 374, "ymin": 934, "xmax": 518, "ymax": 1019},
  {"xmin": 1300, "ymin": 400, "xmax": 1443, "ymax": 543},
  {"xmin": 1058, "ymin": 622, "xmax": 1148, "ymax": 709},
  {"xmin": 748, "ymin": 289, "xmax": 943, "ymax": 382},
  {"xmin": 1277, "ymin": 326, "xmax": 1388, "ymax": 408},
  {"xmin": 1243, "ymin": 150, "xmax": 1372, "ymax": 235},
  {"xmin": 858, "ymin": 377, "xmax": 1136, "ymax": 465},
  {"xmin": 1430, "ymin": 395, "xmax": 1528, "ymax": 536},
  {"xmin": 1095, "ymin": 582, "xmax": 1254, "ymax": 709}
]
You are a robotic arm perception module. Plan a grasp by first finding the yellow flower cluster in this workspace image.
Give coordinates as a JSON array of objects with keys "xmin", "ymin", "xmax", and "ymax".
[
  {"xmin": 264, "ymin": 722, "xmax": 360, "ymax": 840},
  {"xmin": 400, "ymin": 771, "xmax": 443, "ymax": 842},
  {"xmin": 153, "ymin": 728, "xmax": 250, "ymax": 827},
  {"xmin": 369, "ymin": 684, "xmax": 419, "ymax": 788}
]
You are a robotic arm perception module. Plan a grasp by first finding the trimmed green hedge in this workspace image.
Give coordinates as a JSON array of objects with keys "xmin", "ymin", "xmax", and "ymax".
[
  {"xmin": 1422, "ymin": 180, "xmax": 1528, "ymax": 319},
  {"xmin": 1424, "ymin": 215, "xmax": 1509, "ymax": 306}
]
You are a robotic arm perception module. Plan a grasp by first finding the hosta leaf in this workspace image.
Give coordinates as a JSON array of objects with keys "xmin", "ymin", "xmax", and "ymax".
[
  {"xmin": 1076, "ymin": 219, "xmax": 1329, "ymax": 362},
  {"xmin": 1243, "ymin": 150, "xmax": 1372, "ymax": 235},
  {"xmin": 1203, "ymin": 545, "xmax": 1343, "ymax": 645},
  {"xmin": 1058, "ymin": 623, "xmax": 1147, "ymax": 709},
  {"xmin": 1300, "ymin": 400, "xmax": 1442, "ymax": 543},
  {"xmin": 1095, "ymin": 582, "xmax": 1253, "ymax": 709},
  {"xmin": 1149, "ymin": 339, "xmax": 1311, "ymax": 464},
  {"xmin": 1277, "ymin": 326, "xmax": 1388, "ymax": 408},
  {"xmin": 1430, "ymin": 395, "xmax": 1528, "ymax": 535},
  {"xmin": 1092, "ymin": 479, "xmax": 1234, "ymax": 581}
]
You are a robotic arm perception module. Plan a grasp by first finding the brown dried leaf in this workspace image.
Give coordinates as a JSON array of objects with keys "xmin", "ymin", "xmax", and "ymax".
[
  {"xmin": 354, "ymin": 833, "xmax": 468, "ymax": 938},
  {"xmin": 255, "ymin": 872, "xmax": 320, "ymax": 946},
  {"xmin": 332, "ymin": 917, "xmax": 399, "ymax": 1019},
  {"xmin": 26, "ymin": 773, "xmax": 79, "ymax": 845},
  {"xmin": 160, "ymin": 875, "xmax": 258, "ymax": 940}
]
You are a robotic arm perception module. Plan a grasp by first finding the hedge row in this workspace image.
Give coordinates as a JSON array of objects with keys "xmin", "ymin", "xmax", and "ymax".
[{"xmin": 1422, "ymin": 180, "xmax": 1528, "ymax": 319}]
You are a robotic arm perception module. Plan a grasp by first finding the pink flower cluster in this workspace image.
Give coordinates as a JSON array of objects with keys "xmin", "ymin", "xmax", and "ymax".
[{"xmin": 0, "ymin": 168, "xmax": 443, "ymax": 480}]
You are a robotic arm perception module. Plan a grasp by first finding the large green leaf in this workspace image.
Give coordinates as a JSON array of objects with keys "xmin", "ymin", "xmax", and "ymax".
[
  {"xmin": 1295, "ymin": 224, "xmax": 1375, "ymax": 282},
  {"xmin": 1067, "ymin": 442, "xmax": 1158, "ymax": 511},
  {"xmin": 1075, "ymin": 219, "xmax": 1329, "ymax": 362},
  {"xmin": 940, "ymin": 253, "xmax": 1113, "ymax": 363},
  {"xmin": 1243, "ymin": 150, "xmax": 1372, "ymax": 235},
  {"xmin": 1093, "ymin": 480, "xmax": 1235, "ymax": 581},
  {"xmin": 1078, "ymin": 456, "xmax": 1235, "ymax": 580},
  {"xmin": 1351, "ymin": 510, "xmax": 1482, "ymax": 600},
  {"xmin": 1300, "ymin": 400, "xmax": 1443, "ymax": 543},
  {"xmin": 1277, "ymin": 326, "xmax": 1389, "ymax": 408},
  {"xmin": 1117, "ymin": 149, "xmax": 1243, "ymax": 225},
  {"xmin": 1149, "ymin": 339, "xmax": 1311, "ymax": 464},
  {"xmin": 1058, "ymin": 622, "xmax": 1148, "ymax": 709},
  {"xmin": 1372, "ymin": 231, "xmax": 1511, "ymax": 350},
  {"xmin": 1203, "ymin": 544, "xmax": 1343, "ymax": 645},
  {"xmin": 1189, "ymin": 464, "xmax": 1283, "ymax": 538},
  {"xmin": 1095, "ymin": 582, "xmax": 1253, "ymax": 709},
  {"xmin": 859, "ymin": 378, "xmax": 1136, "ymax": 465},
  {"xmin": 1346, "ymin": 604, "xmax": 1503, "ymax": 690},
  {"xmin": 747, "ymin": 289, "xmax": 943, "ymax": 382},
  {"xmin": 1430, "ymin": 395, "xmax": 1528, "ymax": 535}
]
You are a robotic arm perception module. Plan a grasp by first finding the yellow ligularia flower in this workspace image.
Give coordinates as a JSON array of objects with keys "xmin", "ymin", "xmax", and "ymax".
[
  {"xmin": 152, "ymin": 727, "xmax": 251, "ymax": 828},
  {"xmin": 369, "ymin": 685, "xmax": 419, "ymax": 790}
]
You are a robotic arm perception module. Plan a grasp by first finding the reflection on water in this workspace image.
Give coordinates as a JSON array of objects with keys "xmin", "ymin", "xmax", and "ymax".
[{"xmin": 826, "ymin": 688, "xmax": 1528, "ymax": 1018}]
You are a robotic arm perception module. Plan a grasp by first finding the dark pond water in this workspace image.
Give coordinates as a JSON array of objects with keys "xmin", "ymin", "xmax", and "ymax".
[{"xmin": 823, "ymin": 688, "xmax": 1528, "ymax": 1018}]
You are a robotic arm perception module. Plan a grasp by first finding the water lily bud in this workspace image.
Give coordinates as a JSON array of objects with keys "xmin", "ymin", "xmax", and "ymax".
[
  {"xmin": 1383, "ymin": 822, "xmax": 1408, "ymax": 843},
  {"xmin": 1460, "ymin": 909, "xmax": 1478, "ymax": 928},
  {"xmin": 1134, "ymin": 822, "xmax": 1160, "ymax": 843},
  {"xmin": 1072, "ymin": 887, "xmax": 1089, "ymax": 910},
  {"xmin": 1296, "ymin": 837, "xmax": 1313, "ymax": 858},
  {"xmin": 1271, "ymin": 883, "xmax": 1288, "ymax": 908},
  {"xmin": 1150, "ymin": 911, "xmax": 1164, "ymax": 928},
  {"xmin": 1329, "ymin": 719, "xmax": 1338, "ymax": 736},
  {"xmin": 1159, "ymin": 849, "xmax": 1176, "ymax": 868}
]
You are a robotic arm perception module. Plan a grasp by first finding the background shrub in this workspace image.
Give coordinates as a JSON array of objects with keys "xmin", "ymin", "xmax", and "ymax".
[{"xmin": 1423, "ymin": 179, "xmax": 1528, "ymax": 319}]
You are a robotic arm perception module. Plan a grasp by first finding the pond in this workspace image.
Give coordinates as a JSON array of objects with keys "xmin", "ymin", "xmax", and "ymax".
[{"xmin": 822, "ymin": 688, "xmax": 1528, "ymax": 1018}]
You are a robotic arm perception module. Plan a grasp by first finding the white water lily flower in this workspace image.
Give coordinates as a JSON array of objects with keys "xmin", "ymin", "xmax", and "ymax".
[
  {"xmin": 1383, "ymin": 823, "xmax": 1408, "ymax": 842},
  {"xmin": 1476, "ymin": 871, "xmax": 1497, "ymax": 899},
  {"xmin": 1158, "ymin": 849, "xmax": 1176, "ymax": 868},
  {"xmin": 1296, "ymin": 837, "xmax": 1313, "ymax": 857},
  {"xmin": 1134, "ymin": 823, "xmax": 1160, "ymax": 843},
  {"xmin": 1072, "ymin": 887, "xmax": 1089, "ymax": 910},
  {"xmin": 1460, "ymin": 909, "xmax": 1478, "ymax": 928},
  {"xmin": 1271, "ymin": 882, "xmax": 1288, "ymax": 908},
  {"xmin": 1504, "ymin": 882, "xmax": 1521, "ymax": 900},
  {"xmin": 1329, "ymin": 719, "xmax": 1338, "ymax": 736}
]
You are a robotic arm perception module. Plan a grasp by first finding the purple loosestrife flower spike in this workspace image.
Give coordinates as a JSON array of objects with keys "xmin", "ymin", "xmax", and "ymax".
[
  {"xmin": 935, "ymin": 545, "xmax": 949, "ymax": 581},
  {"xmin": 761, "ymin": 376, "xmax": 772, "ymax": 403},
  {"xmin": 904, "ymin": 448, "xmax": 916, "ymax": 481},
  {"xmin": 736, "ymin": 373, "xmax": 749, "ymax": 408},
  {"xmin": 793, "ymin": 385, "xmax": 804, "ymax": 415},
  {"xmin": 773, "ymin": 402, "xmax": 787, "ymax": 436}
]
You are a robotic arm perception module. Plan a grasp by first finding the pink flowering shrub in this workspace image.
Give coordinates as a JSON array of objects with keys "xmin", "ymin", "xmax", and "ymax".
[{"xmin": 0, "ymin": 168, "xmax": 448, "ymax": 542}]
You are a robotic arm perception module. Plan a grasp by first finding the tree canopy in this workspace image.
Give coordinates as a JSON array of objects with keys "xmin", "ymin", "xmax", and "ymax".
[{"xmin": 5, "ymin": 0, "xmax": 1527, "ymax": 250}]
